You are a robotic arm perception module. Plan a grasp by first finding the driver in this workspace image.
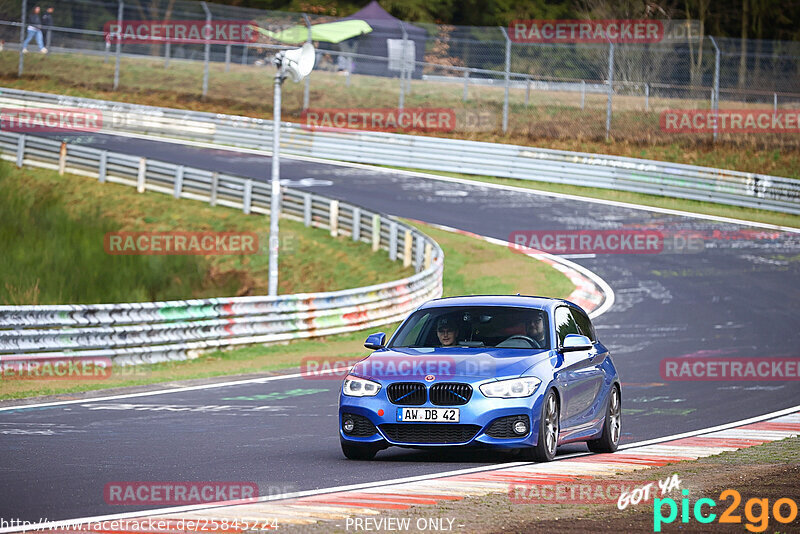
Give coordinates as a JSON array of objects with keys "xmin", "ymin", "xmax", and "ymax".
[
  {"xmin": 525, "ymin": 311, "xmax": 546, "ymax": 348},
  {"xmin": 436, "ymin": 316, "xmax": 458, "ymax": 347}
]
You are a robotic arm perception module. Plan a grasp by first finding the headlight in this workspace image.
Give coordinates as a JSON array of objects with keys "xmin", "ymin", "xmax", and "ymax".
[
  {"xmin": 342, "ymin": 375, "xmax": 381, "ymax": 397},
  {"xmin": 479, "ymin": 377, "xmax": 541, "ymax": 398}
]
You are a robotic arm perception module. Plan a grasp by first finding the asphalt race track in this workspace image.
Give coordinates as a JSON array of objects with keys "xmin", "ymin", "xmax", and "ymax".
[{"xmin": 2, "ymin": 132, "xmax": 799, "ymax": 523}]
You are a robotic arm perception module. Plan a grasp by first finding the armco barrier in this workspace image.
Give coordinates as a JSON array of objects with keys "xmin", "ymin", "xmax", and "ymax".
[
  {"xmin": 0, "ymin": 132, "xmax": 443, "ymax": 366},
  {"xmin": 1, "ymin": 87, "xmax": 798, "ymax": 214}
]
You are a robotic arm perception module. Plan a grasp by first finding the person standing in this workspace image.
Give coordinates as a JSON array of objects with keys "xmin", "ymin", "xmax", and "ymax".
[
  {"xmin": 22, "ymin": 5, "xmax": 47, "ymax": 54},
  {"xmin": 42, "ymin": 6, "xmax": 54, "ymax": 49}
]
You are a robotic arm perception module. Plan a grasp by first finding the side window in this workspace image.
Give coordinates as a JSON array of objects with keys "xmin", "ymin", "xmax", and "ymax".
[
  {"xmin": 554, "ymin": 307, "xmax": 580, "ymax": 346},
  {"xmin": 396, "ymin": 312, "xmax": 430, "ymax": 346},
  {"xmin": 571, "ymin": 308, "xmax": 596, "ymax": 342}
]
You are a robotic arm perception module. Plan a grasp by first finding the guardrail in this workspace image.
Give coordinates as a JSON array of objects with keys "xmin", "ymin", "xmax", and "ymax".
[
  {"xmin": 0, "ymin": 131, "xmax": 443, "ymax": 366},
  {"xmin": 1, "ymin": 87, "xmax": 797, "ymax": 214}
]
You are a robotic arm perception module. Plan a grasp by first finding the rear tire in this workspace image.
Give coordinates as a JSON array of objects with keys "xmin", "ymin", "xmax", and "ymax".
[
  {"xmin": 340, "ymin": 439, "xmax": 380, "ymax": 460},
  {"xmin": 587, "ymin": 385, "xmax": 621, "ymax": 453},
  {"xmin": 521, "ymin": 389, "xmax": 559, "ymax": 462}
]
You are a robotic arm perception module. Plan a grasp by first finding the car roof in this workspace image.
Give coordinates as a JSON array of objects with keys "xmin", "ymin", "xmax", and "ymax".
[{"xmin": 418, "ymin": 295, "xmax": 579, "ymax": 313}]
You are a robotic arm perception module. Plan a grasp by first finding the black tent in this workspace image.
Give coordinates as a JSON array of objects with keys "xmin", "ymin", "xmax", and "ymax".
[{"xmin": 342, "ymin": 1, "xmax": 426, "ymax": 78}]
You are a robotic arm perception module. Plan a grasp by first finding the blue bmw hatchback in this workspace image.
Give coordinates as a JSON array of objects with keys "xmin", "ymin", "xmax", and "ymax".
[{"xmin": 338, "ymin": 295, "xmax": 621, "ymax": 461}]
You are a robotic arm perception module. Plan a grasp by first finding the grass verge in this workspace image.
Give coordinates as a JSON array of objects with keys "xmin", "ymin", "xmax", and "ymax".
[
  {"xmin": 0, "ymin": 161, "xmax": 410, "ymax": 304},
  {"xmin": 297, "ymin": 435, "xmax": 800, "ymax": 533},
  {"xmin": 0, "ymin": 220, "xmax": 575, "ymax": 400},
  {"xmin": 1, "ymin": 51, "xmax": 799, "ymax": 178}
]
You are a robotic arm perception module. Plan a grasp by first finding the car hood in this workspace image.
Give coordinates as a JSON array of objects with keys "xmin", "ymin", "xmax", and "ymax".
[{"xmin": 351, "ymin": 347, "xmax": 551, "ymax": 382}]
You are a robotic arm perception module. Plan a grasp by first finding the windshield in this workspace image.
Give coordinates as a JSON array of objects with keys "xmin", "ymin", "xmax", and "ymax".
[{"xmin": 389, "ymin": 306, "xmax": 550, "ymax": 350}]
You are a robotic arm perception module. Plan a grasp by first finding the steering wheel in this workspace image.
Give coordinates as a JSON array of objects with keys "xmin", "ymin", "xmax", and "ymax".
[{"xmin": 498, "ymin": 335, "xmax": 542, "ymax": 349}]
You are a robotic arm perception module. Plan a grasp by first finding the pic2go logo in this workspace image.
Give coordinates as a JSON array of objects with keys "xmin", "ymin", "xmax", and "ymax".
[{"xmin": 654, "ymin": 489, "xmax": 798, "ymax": 533}]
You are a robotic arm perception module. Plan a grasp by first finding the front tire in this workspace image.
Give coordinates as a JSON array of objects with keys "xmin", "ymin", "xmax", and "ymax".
[
  {"xmin": 521, "ymin": 389, "xmax": 559, "ymax": 462},
  {"xmin": 587, "ymin": 384, "xmax": 621, "ymax": 453},
  {"xmin": 340, "ymin": 439, "xmax": 380, "ymax": 460}
]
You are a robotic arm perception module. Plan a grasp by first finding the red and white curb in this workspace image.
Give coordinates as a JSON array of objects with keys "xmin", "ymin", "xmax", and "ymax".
[
  {"xmin": 405, "ymin": 220, "xmax": 612, "ymax": 318},
  {"xmin": 45, "ymin": 409, "xmax": 796, "ymax": 530}
]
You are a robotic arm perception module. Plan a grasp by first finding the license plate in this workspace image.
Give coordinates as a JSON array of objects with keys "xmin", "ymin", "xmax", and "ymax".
[{"xmin": 397, "ymin": 407, "xmax": 459, "ymax": 422}]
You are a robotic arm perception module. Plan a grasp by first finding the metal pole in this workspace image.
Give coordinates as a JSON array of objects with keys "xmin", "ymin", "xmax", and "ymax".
[
  {"xmin": 113, "ymin": 0, "xmax": 123, "ymax": 90},
  {"xmin": 225, "ymin": 44, "xmax": 231, "ymax": 72},
  {"xmin": 500, "ymin": 26, "xmax": 511, "ymax": 134},
  {"xmin": 201, "ymin": 1, "xmax": 211, "ymax": 98},
  {"xmin": 645, "ymin": 83, "xmax": 649, "ymax": 111},
  {"xmin": 709, "ymin": 36, "xmax": 720, "ymax": 143},
  {"xmin": 605, "ymin": 42, "xmax": 614, "ymax": 141},
  {"xmin": 398, "ymin": 22, "xmax": 408, "ymax": 110},
  {"xmin": 165, "ymin": 42, "xmax": 170, "ymax": 68},
  {"xmin": 525, "ymin": 77, "xmax": 530, "ymax": 106},
  {"xmin": 268, "ymin": 65, "xmax": 284, "ymax": 296},
  {"xmin": 17, "ymin": 0, "xmax": 27, "ymax": 77},
  {"xmin": 241, "ymin": 44, "xmax": 248, "ymax": 65},
  {"xmin": 581, "ymin": 80, "xmax": 585, "ymax": 110},
  {"xmin": 463, "ymin": 70, "xmax": 469, "ymax": 101},
  {"xmin": 302, "ymin": 13, "xmax": 311, "ymax": 111},
  {"xmin": 774, "ymin": 93, "xmax": 777, "ymax": 113}
]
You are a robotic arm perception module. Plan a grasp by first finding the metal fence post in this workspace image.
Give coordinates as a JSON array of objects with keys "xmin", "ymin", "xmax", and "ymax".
[
  {"xmin": 403, "ymin": 229, "xmax": 412, "ymax": 268},
  {"xmin": 414, "ymin": 235, "xmax": 423, "ymax": 271},
  {"xmin": 581, "ymin": 80, "xmax": 585, "ymax": 110},
  {"xmin": 243, "ymin": 179, "xmax": 252, "ymax": 214},
  {"xmin": 329, "ymin": 200, "xmax": 339, "ymax": 237},
  {"xmin": 209, "ymin": 171, "xmax": 218, "ymax": 206},
  {"xmin": 398, "ymin": 22, "xmax": 408, "ymax": 110},
  {"xmin": 302, "ymin": 13, "xmax": 312, "ymax": 111},
  {"xmin": 462, "ymin": 70, "xmax": 469, "ymax": 101},
  {"xmin": 201, "ymin": 2, "xmax": 211, "ymax": 98},
  {"xmin": 710, "ymin": 36, "xmax": 720, "ymax": 143},
  {"xmin": 774, "ymin": 93, "xmax": 777, "ymax": 113},
  {"xmin": 303, "ymin": 193, "xmax": 312, "ymax": 226},
  {"xmin": 137, "ymin": 157, "xmax": 146, "ymax": 192},
  {"xmin": 525, "ymin": 78, "xmax": 530, "ymax": 106},
  {"xmin": 645, "ymin": 83, "xmax": 649, "ymax": 111},
  {"xmin": 605, "ymin": 42, "xmax": 614, "ymax": 141},
  {"xmin": 58, "ymin": 142, "xmax": 67, "ymax": 175},
  {"xmin": 500, "ymin": 26, "xmax": 511, "ymax": 134},
  {"xmin": 113, "ymin": 0, "xmax": 123, "ymax": 90},
  {"xmin": 99, "ymin": 150, "xmax": 108, "ymax": 182},
  {"xmin": 173, "ymin": 165, "xmax": 184, "ymax": 197},
  {"xmin": 17, "ymin": 0, "xmax": 27, "ymax": 77},
  {"xmin": 15, "ymin": 135, "xmax": 25, "ymax": 167},
  {"xmin": 352, "ymin": 207, "xmax": 360, "ymax": 241},
  {"xmin": 165, "ymin": 42, "xmax": 170, "ymax": 68},
  {"xmin": 372, "ymin": 214, "xmax": 380, "ymax": 251},
  {"xmin": 389, "ymin": 222, "xmax": 398, "ymax": 261},
  {"xmin": 225, "ymin": 44, "xmax": 231, "ymax": 72},
  {"xmin": 241, "ymin": 44, "xmax": 248, "ymax": 65}
]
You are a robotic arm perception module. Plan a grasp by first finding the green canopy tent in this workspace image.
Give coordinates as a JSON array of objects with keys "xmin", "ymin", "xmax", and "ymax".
[{"xmin": 252, "ymin": 20, "xmax": 372, "ymax": 44}]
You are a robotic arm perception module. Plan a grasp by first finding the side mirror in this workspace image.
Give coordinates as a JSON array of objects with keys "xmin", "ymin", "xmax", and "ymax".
[
  {"xmin": 364, "ymin": 332, "xmax": 386, "ymax": 350},
  {"xmin": 561, "ymin": 334, "xmax": 592, "ymax": 352}
]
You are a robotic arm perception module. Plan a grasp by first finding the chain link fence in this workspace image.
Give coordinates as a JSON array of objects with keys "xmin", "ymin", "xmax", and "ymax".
[{"xmin": 1, "ymin": 0, "xmax": 799, "ymax": 147}]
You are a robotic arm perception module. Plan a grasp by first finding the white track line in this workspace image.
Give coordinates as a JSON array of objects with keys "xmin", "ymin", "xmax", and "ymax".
[
  {"xmin": 2, "ymin": 403, "xmax": 797, "ymax": 534},
  {"xmin": 98, "ymin": 129, "xmax": 800, "ymax": 233}
]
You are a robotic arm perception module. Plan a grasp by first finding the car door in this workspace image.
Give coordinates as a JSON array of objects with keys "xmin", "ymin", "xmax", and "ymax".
[{"xmin": 552, "ymin": 307, "xmax": 605, "ymax": 438}]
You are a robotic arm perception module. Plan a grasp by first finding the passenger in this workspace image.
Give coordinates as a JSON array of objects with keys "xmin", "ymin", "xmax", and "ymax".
[{"xmin": 436, "ymin": 316, "xmax": 458, "ymax": 347}]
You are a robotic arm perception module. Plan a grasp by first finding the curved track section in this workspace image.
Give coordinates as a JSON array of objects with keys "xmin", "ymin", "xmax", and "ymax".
[{"xmin": 1, "ymin": 132, "xmax": 798, "ymax": 524}]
